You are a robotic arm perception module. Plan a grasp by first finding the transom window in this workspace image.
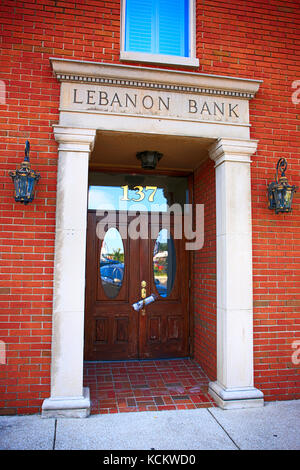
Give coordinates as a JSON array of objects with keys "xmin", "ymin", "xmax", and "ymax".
[{"xmin": 120, "ymin": 0, "xmax": 199, "ymax": 67}]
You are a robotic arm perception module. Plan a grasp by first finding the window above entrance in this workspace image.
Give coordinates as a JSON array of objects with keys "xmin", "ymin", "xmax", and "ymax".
[
  {"xmin": 120, "ymin": 0, "xmax": 199, "ymax": 68},
  {"xmin": 88, "ymin": 172, "xmax": 189, "ymax": 212}
]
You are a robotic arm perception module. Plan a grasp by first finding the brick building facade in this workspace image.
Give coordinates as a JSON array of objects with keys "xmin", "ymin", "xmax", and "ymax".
[{"xmin": 0, "ymin": 0, "xmax": 299, "ymax": 416}]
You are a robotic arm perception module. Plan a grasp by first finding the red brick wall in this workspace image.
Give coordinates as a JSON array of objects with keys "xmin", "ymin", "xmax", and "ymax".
[
  {"xmin": 193, "ymin": 159, "xmax": 216, "ymax": 382},
  {"xmin": 195, "ymin": 0, "xmax": 300, "ymax": 400},
  {"xmin": 0, "ymin": 0, "xmax": 299, "ymax": 414}
]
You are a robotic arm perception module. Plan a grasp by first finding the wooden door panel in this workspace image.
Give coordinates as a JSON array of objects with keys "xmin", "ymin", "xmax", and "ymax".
[
  {"xmin": 148, "ymin": 316, "xmax": 161, "ymax": 343},
  {"xmin": 113, "ymin": 316, "xmax": 130, "ymax": 343},
  {"xmin": 84, "ymin": 212, "xmax": 139, "ymax": 360},
  {"xmin": 139, "ymin": 219, "xmax": 189, "ymax": 359},
  {"xmin": 95, "ymin": 318, "xmax": 109, "ymax": 343},
  {"xmin": 167, "ymin": 316, "xmax": 183, "ymax": 341}
]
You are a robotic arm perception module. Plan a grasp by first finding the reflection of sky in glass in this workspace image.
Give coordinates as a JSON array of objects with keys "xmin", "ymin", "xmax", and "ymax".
[
  {"xmin": 101, "ymin": 227, "xmax": 124, "ymax": 257},
  {"xmin": 88, "ymin": 185, "xmax": 168, "ymax": 212},
  {"xmin": 157, "ymin": 228, "xmax": 168, "ymax": 243}
]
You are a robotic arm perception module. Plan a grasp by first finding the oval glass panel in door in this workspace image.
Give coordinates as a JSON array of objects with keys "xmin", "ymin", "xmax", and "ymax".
[
  {"xmin": 153, "ymin": 229, "xmax": 176, "ymax": 298},
  {"xmin": 100, "ymin": 228, "xmax": 125, "ymax": 299}
]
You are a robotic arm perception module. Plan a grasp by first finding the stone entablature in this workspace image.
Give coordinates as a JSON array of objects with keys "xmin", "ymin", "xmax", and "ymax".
[{"xmin": 50, "ymin": 58, "xmax": 262, "ymax": 139}]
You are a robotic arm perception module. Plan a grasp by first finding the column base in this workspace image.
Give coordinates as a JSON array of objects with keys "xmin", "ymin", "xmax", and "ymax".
[
  {"xmin": 209, "ymin": 381, "xmax": 264, "ymax": 410},
  {"xmin": 41, "ymin": 387, "xmax": 90, "ymax": 418}
]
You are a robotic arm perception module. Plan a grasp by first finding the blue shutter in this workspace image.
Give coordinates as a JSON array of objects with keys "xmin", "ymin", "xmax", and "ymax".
[
  {"xmin": 157, "ymin": 0, "xmax": 189, "ymax": 57},
  {"xmin": 125, "ymin": 0, "xmax": 189, "ymax": 57},
  {"xmin": 125, "ymin": 0, "xmax": 154, "ymax": 53}
]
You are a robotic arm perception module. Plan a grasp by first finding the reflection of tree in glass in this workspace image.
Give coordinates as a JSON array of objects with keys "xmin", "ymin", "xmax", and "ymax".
[
  {"xmin": 158, "ymin": 242, "xmax": 168, "ymax": 252},
  {"xmin": 153, "ymin": 251, "xmax": 168, "ymax": 277},
  {"xmin": 107, "ymin": 248, "xmax": 124, "ymax": 263}
]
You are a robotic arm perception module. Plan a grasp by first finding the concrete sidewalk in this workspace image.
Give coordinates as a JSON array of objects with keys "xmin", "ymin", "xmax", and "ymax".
[{"xmin": 0, "ymin": 400, "xmax": 299, "ymax": 450}]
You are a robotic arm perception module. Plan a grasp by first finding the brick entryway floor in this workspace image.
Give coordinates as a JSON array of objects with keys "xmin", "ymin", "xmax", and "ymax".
[{"xmin": 83, "ymin": 358, "xmax": 216, "ymax": 414}]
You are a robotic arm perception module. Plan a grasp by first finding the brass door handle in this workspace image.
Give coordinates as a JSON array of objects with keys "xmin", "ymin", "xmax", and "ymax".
[
  {"xmin": 141, "ymin": 281, "xmax": 146, "ymax": 316},
  {"xmin": 141, "ymin": 280, "xmax": 147, "ymax": 297}
]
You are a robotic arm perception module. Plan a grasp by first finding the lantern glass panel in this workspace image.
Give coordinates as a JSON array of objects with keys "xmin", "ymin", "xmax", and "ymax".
[{"xmin": 284, "ymin": 189, "xmax": 292, "ymax": 208}]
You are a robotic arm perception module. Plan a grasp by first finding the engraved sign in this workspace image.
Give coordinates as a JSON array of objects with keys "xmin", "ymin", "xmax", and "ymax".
[{"xmin": 61, "ymin": 83, "xmax": 249, "ymax": 124}]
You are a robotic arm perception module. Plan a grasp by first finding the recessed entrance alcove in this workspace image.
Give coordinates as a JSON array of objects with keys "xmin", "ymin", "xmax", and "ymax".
[{"xmin": 83, "ymin": 129, "xmax": 216, "ymax": 413}]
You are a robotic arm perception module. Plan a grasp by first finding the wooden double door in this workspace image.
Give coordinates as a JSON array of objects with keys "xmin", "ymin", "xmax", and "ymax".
[{"xmin": 84, "ymin": 211, "xmax": 190, "ymax": 360}]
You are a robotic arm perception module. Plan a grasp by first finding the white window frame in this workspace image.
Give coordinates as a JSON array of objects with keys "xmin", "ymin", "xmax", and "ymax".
[{"xmin": 120, "ymin": 0, "xmax": 199, "ymax": 68}]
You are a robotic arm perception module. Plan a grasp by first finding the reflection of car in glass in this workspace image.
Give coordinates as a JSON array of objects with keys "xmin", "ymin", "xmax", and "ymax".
[
  {"xmin": 154, "ymin": 278, "xmax": 167, "ymax": 297},
  {"xmin": 100, "ymin": 262, "xmax": 124, "ymax": 298},
  {"xmin": 100, "ymin": 259, "xmax": 121, "ymax": 268}
]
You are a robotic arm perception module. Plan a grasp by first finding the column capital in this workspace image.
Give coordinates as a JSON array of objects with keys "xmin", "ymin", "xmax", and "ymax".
[
  {"xmin": 53, "ymin": 125, "xmax": 96, "ymax": 153},
  {"xmin": 209, "ymin": 138, "xmax": 258, "ymax": 167}
]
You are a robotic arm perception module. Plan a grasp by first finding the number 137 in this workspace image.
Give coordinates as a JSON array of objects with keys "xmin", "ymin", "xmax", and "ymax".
[{"xmin": 121, "ymin": 185, "xmax": 157, "ymax": 203}]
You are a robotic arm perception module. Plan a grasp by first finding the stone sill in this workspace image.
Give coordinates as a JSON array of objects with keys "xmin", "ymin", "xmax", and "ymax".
[{"xmin": 119, "ymin": 51, "xmax": 200, "ymax": 68}]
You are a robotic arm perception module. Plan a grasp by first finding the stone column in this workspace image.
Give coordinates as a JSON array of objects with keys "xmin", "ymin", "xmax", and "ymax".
[
  {"xmin": 208, "ymin": 138, "xmax": 264, "ymax": 409},
  {"xmin": 42, "ymin": 126, "xmax": 96, "ymax": 418}
]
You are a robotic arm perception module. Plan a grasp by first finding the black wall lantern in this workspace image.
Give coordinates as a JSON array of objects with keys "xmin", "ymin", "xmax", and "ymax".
[
  {"xmin": 136, "ymin": 150, "xmax": 163, "ymax": 170},
  {"xmin": 9, "ymin": 141, "xmax": 41, "ymax": 204},
  {"xmin": 267, "ymin": 158, "xmax": 297, "ymax": 213}
]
